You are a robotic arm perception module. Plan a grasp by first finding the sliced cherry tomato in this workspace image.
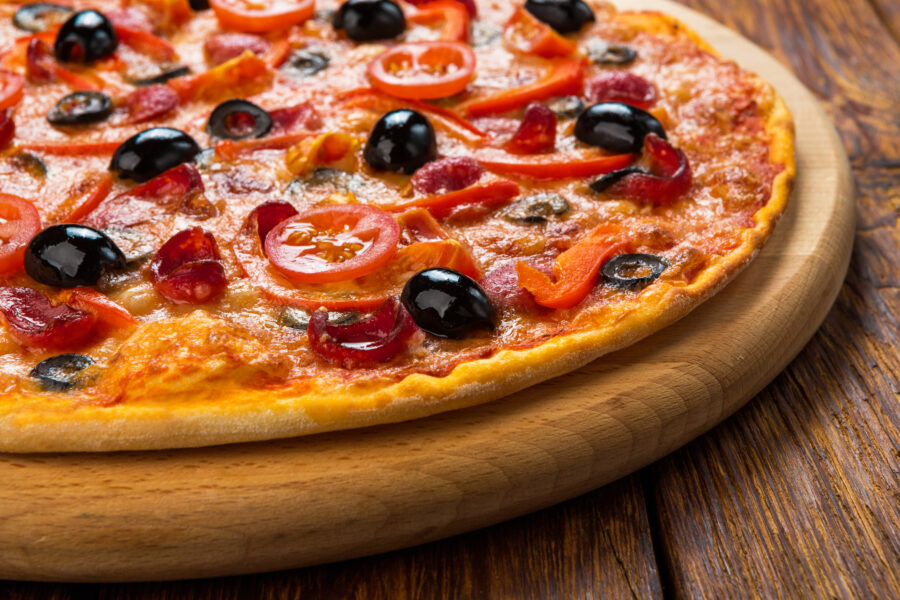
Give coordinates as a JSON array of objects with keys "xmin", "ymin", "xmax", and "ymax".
[
  {"xmin": 265, "ymin": 205, "xmax": 400, "ymax": 284},
  {"xmin": 0, "ymin": 195, "xmax": 42, "ymax": 276},
  {"xmin": 209, "ymin": 0, "xmax": 314, "ymax": 33},
  {"xmin": 368, "ymin": 42, "xmax": 475, "ymax": 100},
  {"xmin": 0, "ymin": 287, "xmax": 96, "ymax": 349},
  {"xmin": 516, "ymin": 224, "xmax": 629, "ymax": 309},
  {"xmin": 503, "ymin": 7, "xmax": 577, "ymax": 58},
  {"xmin": 0, "ymin": 71, "xmax": 24, "ymax": 110},
  {"xmin": 150, "ymin": 228, "xmax": 228, "ymax": 304},
  {"xmin": 59, "ymin": 287, "xmax": 138, "ymax": 330},
  {"xmin": 476, "ymin": 149, "xmax": 636, "ymax": 178},
  {"xmin": 0, "ymin": 109, "xmax": 14, "ymax": 150},
  {"xmin": 386, "ymin": 180, "xmax": 520, "ymax": 219},
  {"xmin": 462, "ymin": 58, "xmax": 585, "ymax": 117},
  {"xmin": 406, "ymin": 0, "xmax": 470, "ymax": 42}
]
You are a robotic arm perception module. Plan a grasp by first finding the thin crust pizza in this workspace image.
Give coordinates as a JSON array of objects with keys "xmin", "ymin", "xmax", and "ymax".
[{"xmin": 0, "ymin": 0, "xmax": 794, "ymax": 452}]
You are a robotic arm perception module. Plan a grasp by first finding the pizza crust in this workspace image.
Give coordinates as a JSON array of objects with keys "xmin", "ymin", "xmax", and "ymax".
[{"xmin": 0, "ymin": 10, "xmax": 795, "ymax": 452}]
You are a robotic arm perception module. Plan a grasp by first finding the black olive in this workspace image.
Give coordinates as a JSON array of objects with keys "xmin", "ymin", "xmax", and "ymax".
[
  {"xmin": 401, "ymin": 268, "xmax": 494, "ymax": 339},
  {"xmin": 110, "ymin": 127, "xmax": 201, "ymax": 183},
  {"xmin": 131, "ymin": 65, "xmax": 191, "ymax": 86},
  {"xmin": 280, "ymin": 308, "xmax": 360, "ymax": 331},
  {"xmin": 589, "ymin": 166, "xmax": 648, "ymax": 194},
  {"xmin": 288, "ymin": 168, "xmax": 366, "ymax": 197},
  {"xmin": 586, "ymin": 40, "xmax": 637, "ymax": 65},
  {"xmin": 547, "ymin": 95, "xmax": 584, "ymax": 119},
  {"xmin": 54, "ymin": 9, "xmax": 118, "ymax": 63},
  {"xmin": 9, "ymin": 152, "xmax": 48, "ymax": 178},
  {"xmin": 602, "ymin": 253, "xmax": 669, "ymax": 290},
  {"xmin": 334, "ymin": 0, "xmax": 406, "ymax": 42},
  {"xmin": 46, "ymin": 91, "xmax": 112, "ymax": 126},
  {"xmin": 189, "ymin": 0, "xmax": 210, "ymax": 10},
  {"xmin": 25, "ymin": 224, "xmax": 127, "ymax": 288},
  {"xmin": 29, "ymin": 354, "xmax": 94, "ymax": 391},
  {"xmin": 364, "ymin": 109, "xmax": 437, "ymax": 174},
  {"xmin": 206, "ymin": 99, "xmax": 273, "ymax": 141},
  {"xmin": 524, "ymin": 0, "xmax": 595, "ymax": 34},
  {"xmin": 502, "ymin": 193, "xmax": 570, "ymax": 224},
  {"xmin": 574, "ymin": 102, "xmax": 667, "ymax": 154},
  {"xmin": 13, "ymin": 2, "xmax": 72, "ymax": 33},
  {"xmin": 280, "ymin": 49, "xmax": 330, "ymax": 78}
]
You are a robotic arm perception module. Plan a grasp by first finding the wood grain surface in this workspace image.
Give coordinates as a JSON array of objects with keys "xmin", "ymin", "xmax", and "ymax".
[{"xmin": 2, "ymin": 0, "xmax": 895, "ymax": 597}]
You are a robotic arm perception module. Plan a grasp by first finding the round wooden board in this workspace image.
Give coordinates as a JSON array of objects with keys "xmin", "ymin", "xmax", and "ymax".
[{"xmin": 0, "ymin": 0, "xmax": 855, "ymax": 583}]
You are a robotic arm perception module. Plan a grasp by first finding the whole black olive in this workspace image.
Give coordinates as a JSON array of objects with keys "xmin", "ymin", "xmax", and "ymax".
[
  {"xmin": 131, "ymin": 65, "xmax": 191, "ymax": 86},
  {"xmin": 25, "ymin": 224, "xmax": 127, "ymax": 288},
  {"xmin": 206, "ymin": 99, "xmax": 273, "ymax": 141},
  {"xmin": 46, "ymin": 91, "xmax": 112, "ymax": 126},
  {"xmin": 13, "ymin": 2, "xmax": 72, "ymax": 33},
  {"xmin": 502, "ymin": 193, "xmax": 570, "ymax": 224},
  {"xmin": 189, "ymin": 0, "xmax": 210, "ymax": 10},
  {"xmin": 524, "ymin": 0, "xmax": 595, "ymax": 34},
  {"xmin": 54, "ymin": 9, "xmax": 118, "ymax": 63},
  {"xmin": 280, "ymin": 49, "xmax": 330, "ymax": 78},
  {"xmin": 364, "ymin": 109, "xmax": 437, "ymax": 174},
  {"xmin": 29, "ymin": 354, "xmax": 94, "ymax": 391},
  {"xmin": 110, "ymin": 127, "xmax": 201, "ymax": 183},
  {"xmin": 334, "ymin": 0, "xmax": 406, "ymax": 42},
  {"xmin": 574, "ymin": 102, "xmax": 667, "ymax": 154},
  {"xmin": 602, "ymin": 253, "xmax": 669, "ymax": 290},
  {"xmin": 586, "ymin": 40, "xmax": 637, "ymax": 65},
  {"xmin": 401, "ymin": 268, "xmax": 494, "ymax": 339}
]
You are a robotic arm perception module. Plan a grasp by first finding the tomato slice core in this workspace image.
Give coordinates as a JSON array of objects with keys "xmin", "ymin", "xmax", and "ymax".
[
  {"xmin": 209, "ymin": 0, "xmax": 315, "ymax": 33},
  {"xmin": 265, "ymin": 205, "xmax": 401, "ymax": 284},
  {"xmin": 0, "ymin": 194, "xmax": 42, "ymax": 276},
  {"xmin": 368, "ymin": 42, "xmax": 476, "ymax": 100}
]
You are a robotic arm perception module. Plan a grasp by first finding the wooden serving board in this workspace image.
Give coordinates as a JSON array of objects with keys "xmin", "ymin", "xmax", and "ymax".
[{"xmin": 0, "ymin": 0, "xmax": 855, "ymax": 582}]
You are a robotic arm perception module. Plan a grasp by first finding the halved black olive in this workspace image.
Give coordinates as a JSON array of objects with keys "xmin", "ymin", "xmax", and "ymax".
[
  {"xmin": 110, "ymin": 127, "xmax": 201, "ymax": 182},
  {"xmin": 364, "ymin": 109, "xmax": 437, "ymax": 174},
  {"xmin": 29, "ymin": 354, "xmax": 94, "ymax": 391},
  {"xmin": 280, "ymin": 308, "xmax": 360, "ymax": 331},
  {"xmin": 574, "ymin": 102, "xmax": 666, "ymax": 153},
  {"xmin": 586, "ymin": 40, "xmax": 636, "ymax": 65},
  {"xmin": 334, "ymin": 0, "xmax": 406, "ymax": 42},
  {"xmin": 502, "ymin": 193, "xmax": 570, "ymax": 224},
  {"xmin": 589, "ymin": 166, "xmax": 648, "ymax": 194},
  {"xmin": 54, "ymin": 9, "xmax": 118, "ymax": 63},
  {"xmin": 206, "ymin": 99, "xmax": 273, "ymax": 141},
  {"xmin": 131, "ymin": 65, "xmax": 191, "ymax": 86},
  {"xmin": 47, "ymin": 91, "xmax": 112, "ymax": 126},
  {"xmin": 288, "ymin": 168, "xmax": 366, "ymax": 197},
  {"xmin": 280, "ymin": 49, "xmax": 330, "ymax": 78},
  {"xmin": 602, "ymin": 253, "xmax": 669, "ymax": 290},
  {"xmin": 25, "ymin": 224, "xmax": 127, "ymax": 288},
  {"xmin": 13, "ymin": 2, "xmax": 72, "ymax": 33},
  {"xmin": 524, "ymin": 0, "xmax": 595, "ymax": 34},
  {"xmin": 189, "ymin": 0, "xmax": 210, "ymax": 10},
  {"xmin": 401, "ymin": 268, "xmax": 494, "ymax": 339},
  {"xmin": 547, "ymin": 95, "xmax": 584, "ymax": 119},
  {"xmin": 9, "ymin": 152, "xmax": 48, "ymax": 178}
]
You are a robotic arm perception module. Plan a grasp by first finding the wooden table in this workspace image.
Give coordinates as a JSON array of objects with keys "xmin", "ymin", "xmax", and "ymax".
[{"xmin": 5, "ymin": 0, "xmax": 898, "ymax": 596}]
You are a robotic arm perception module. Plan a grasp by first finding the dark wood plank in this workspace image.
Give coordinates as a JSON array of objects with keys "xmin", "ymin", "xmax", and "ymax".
[
  {"xmin": 1, "ymin": 475, "xmax": 662, "ymax": 600},
  {"xmin": 649, "ymin": 0, "xmax": 900, "ymax": 596}
]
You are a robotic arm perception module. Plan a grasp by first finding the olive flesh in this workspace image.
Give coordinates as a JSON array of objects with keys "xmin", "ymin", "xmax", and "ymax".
[
  {"xmin": 364, "ymin": 109, "xmax": 437, "ymax": 174},
  {"xmin": 29, "ymin": 354, "xmax": 94, "ymax": 391},
  {"xmin": 502, "ymin": 193, "xmax": 570, "ymax": 224},
  {"xmin": 25, "ymin": 224, "xmax": 127, "ymax": 288},
  {"xmin": 47, "ymin": 91, "xmax": 112, "ymax": 126},
  {"xmin": 602, "ymin": 253, "xmax": 669, "ymax": 289},
  {"xmin": 280, "ymin": 49, "xmax": 330, "ymax": 78},
  {"xmin": 110, "ymin": 127, "xmax": 201, "ymax": 183},
  {"xmin": 574, "ymin": 102, "xmax": 666, "ymax": 154},
  {"xmin": 401, "ymin": 268, "xmax": 494, "ymax": 339},
  {"xmin": 334, "ymin": 0, "xmax": 406, "ymax": 42},
  {"xmin": 206, "ymin": 99, "xmax": 273, "ymax": 141},
  {"xmin": 54, "ymin": 9, "xmax": 118, "ymax": 63},
  {"xmin": 524, "ymin": 0, "xmax": 595, "ymax": 34},
  {"xmin": 13, "ymin": 3, "xmax": 72, "ymax": 33}
]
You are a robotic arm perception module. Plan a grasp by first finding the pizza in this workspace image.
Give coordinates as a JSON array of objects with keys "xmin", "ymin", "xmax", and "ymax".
[{"xmin": 0, "ymin": 0, "xmax": 794, "ymax": 452}]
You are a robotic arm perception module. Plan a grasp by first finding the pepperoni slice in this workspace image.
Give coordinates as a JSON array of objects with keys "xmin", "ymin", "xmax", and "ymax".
[
  {"xmin": 504, "ymin": 102, "xmax": 557, "ymax": 154},
  {"xmin": 0, "ymin": 287, "xmax": 96, "ymax": 349},
  {"xmin": 124, "ymin": 85, "xmax": 179, "ymax": 123},
  {"xmin": 150, "ymin": 228, "xmax": 228, "ymax": 304},
  {"xmin": 411, "ymin": 156, "xmax": 483, "ymax": 195},
  {"xmin": 585, "ymin": 71, "xmax": 657, "ymax": 110},
  {"xmin": 203, "ymin": 32, "xmax": 271, "ymax": 66}
]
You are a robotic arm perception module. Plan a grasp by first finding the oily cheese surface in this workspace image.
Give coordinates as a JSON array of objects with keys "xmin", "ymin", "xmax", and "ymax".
[{"xmin": 0, "ymin": 4, "xmax": 794, "ymax": 452}]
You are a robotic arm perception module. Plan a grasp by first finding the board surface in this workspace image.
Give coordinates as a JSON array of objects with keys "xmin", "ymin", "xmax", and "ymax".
[{"xmin": 0, "ymin": 0, "xmax": 855, "ymax": 582}]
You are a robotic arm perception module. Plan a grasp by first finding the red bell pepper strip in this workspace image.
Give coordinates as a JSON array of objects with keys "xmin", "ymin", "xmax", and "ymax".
[
  {"xmin": 503, "ymin": 7, "xmax": 577, "ymax": 58},
  {"xmin": 476, "ymin": 149, "xmax": 636, "ymax": 179},
  {"xmin": 386, "ymin": 180, "xmax": 520, "ymax": 219},
  {"xmin": 114, "ymin": 26, "xmax": 178, "ymax": 62},
  {"xmin": 406, "ymin": 0, "xmax": 470, "ymax": 42},
  {"xmin": 168, "ymin": 51, "xmax": 271, "ymax": 102},
  {"xmin": 516, "ymin": 224, "xmax": 628, "ymax": 309},
  {"xmin": 59, "ymin": 287, "xmax": 138, "ymax": 330},
  {"xmin": 21, "ymin": 141, "xmax": 122, "ymax": 155},
  {"xmin": 65, "ymin": 176, "xmax": 113, "ymax": 223},
  {"xmin": 214, "ymin": 131, "xmax": 317, "ymax": 159},
  {"xmin": 461, "ymin": 58, "xmax": 585, "ymax": 117}
]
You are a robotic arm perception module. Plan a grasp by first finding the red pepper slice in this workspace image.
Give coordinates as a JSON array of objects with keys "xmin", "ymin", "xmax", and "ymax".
[
  {"xmin": 307, "ymin": 296, "xmax": 420, "ymax": 368},
  {"xmin": 64, "ymin": 176, "xmax": 113, "ymax": 223},
  {"xmin": 405, "ymin": 0, "xmax": 476, "ymax": 17},
  {"xmin": 114, "ymin": 26, "xmax": 177, "ymax": 62},
  {"xmin": 476, "ymin": 149, "xmax": 636, "ymax": 179},
  {"xmin": 209, "ymin": 0, "xmax": 315, "ymax": 33},
  {"xmin": 590, "ymin": 134, "xmax": 692, "ymax": 204},
  {"xmin": 150, "ymin": 228, "xmax": 228, "ymax": 304},
  {"xmin": 59, "ymin": 287, "xmax": 138, "ymax": 330},
  {"xmin": 503, "ymin": 7, "xmax": 577, "ymax": 58},
  {"xmin": 168, "ymin": 51, "xmax": 272, "ymax": 103},
  {"xmin": 504, "ymin": 102, "xmax": 557, "ymax": 154},
  {"xmin": 461, "ymin": 58, "xmax": 585, "ymax": 117},
  {"xmin": 0, "ymin": 109, "xmax": 14, "ymax": 151},
  {"xmin": 0, "ymin": 287, "xmax": 96, "ymax": 349},
  {"xmin": 516, "ymin": 224, "xmax": 628, "ymax": 309},
  {"xmin": 406, "ymin": 0, "xmax": 470, "ymax": 42},
  {"xmin": 20, "ymin": 140, "xmax": 123, "ymax": 155},
  {"xmin": 0, "ymin": 70, "xmax": 24, "ymax": 110},
  {"xmin": 368, "ymin": 42, "xmax": 476, "ymax": 100},
  {"xmin": 386, "ymin": 180, "xmax": 520, "ymax": 219}
]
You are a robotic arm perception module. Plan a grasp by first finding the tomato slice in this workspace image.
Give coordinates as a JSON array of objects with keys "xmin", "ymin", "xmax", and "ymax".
[
  {"xmin": 0, "ymin": 70, "xmax": 24, "ymax": 110},
  {"xmin": 503, "ymin": 7, "xmax": 577, "ymax": 58},
  {"xmin": 265, "ymin": 204, "xmax": 401, "ymax": 284},
  {"xmin": 368, "ymin": 42, "xmax": 476, "ymax": 100},
  {"xmin": 209, "ymin": 0, "xmax": 315, "ymax": 33},
  {"xmin": 0, "ymin": 194, "xmax": 42, "ymax": 276}
]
